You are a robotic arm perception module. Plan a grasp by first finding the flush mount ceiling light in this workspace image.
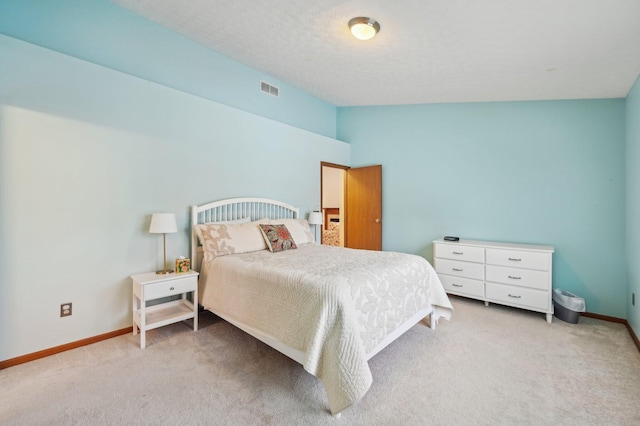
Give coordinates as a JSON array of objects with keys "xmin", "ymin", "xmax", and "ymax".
[{"xmin": 348, "ymin": 17, "xmax": 380, "ymax": 41}]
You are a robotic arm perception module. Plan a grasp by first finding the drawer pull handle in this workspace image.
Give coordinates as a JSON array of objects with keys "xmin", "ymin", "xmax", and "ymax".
[
  {"xmin": 452, "ymin": 268, "xmax": 463, "ymax": 272},
  {"xmin": 452, "ymin": 283, "xmax": 463, "ymax": 287},
  {"xmin": 508, "ymin": 275, "xmax": 522, "ymax": 280},
  {"xmin": 170, "ymin": 286, "xmax": 175, "ymax": 291},
  {"xmin": 508, "ymin": 293, "xmax": 522, "ymax": 299},
  {"xmin": 452, "ymin": 251, "xmax": 464, "ymax": 255},
  {"xmin": 508, "ymin": 257, "xmax": 522, "ymax": 262}
]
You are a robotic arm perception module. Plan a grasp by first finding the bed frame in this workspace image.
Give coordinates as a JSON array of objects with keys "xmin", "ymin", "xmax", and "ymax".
[
  {"xmin": 191, "ymin": 197, "xmax": 299, "ymax": 272},
  {"xmin": 190, "ymin": 197, "xmax": 436, "ymax": 366}
]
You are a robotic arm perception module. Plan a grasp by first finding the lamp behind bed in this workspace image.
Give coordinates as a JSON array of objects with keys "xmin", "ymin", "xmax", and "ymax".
[{"xmin": 308, "ymin": 211, "xmax": 323, "ymax": 244}]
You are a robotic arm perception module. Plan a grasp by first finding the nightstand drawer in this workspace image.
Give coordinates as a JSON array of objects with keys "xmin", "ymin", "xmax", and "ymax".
[
  {"xmin": 144, "ymin": 276, "xmax": 196, "ymax": 301},
  {"xmin": 439, "ymin": 275, "xmax": 484, "ymax": 298},
  {"xmin": 485, "ymin": 265, "xmax": 549, "ymax": 291},
  {"xmin": 435, "ymin": 259, "xmax": 484, "ymax": 280},
  {"xmin": 434, "ymin": 243, "xmax": 484, "ymax": 263},
  {"xmin": 485, "ymin": 282, "xmax": 549, "ymax": 311},
  {"xmin": 486, "ymin": 248, "xmax": 550, "ymax": 271}
]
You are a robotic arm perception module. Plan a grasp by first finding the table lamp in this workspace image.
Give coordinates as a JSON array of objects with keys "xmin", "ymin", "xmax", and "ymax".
[
  {"xmin": 308, "ymin": 211, "xmax": 323, "ymax": 244},
  {"xmin": 149, "ymin": 213, "xmax": 177, "ymax": 274}
]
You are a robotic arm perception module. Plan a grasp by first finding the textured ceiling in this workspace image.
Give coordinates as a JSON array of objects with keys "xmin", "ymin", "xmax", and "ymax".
[{"xmin": 112, "ymin": 0, "xmax": 640, "ymax": 107}]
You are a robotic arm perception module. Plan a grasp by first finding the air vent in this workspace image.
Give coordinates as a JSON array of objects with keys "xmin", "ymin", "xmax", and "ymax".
[{"xmin": 260, "ymin": 81, "xmax": 279, "ymax": 97}]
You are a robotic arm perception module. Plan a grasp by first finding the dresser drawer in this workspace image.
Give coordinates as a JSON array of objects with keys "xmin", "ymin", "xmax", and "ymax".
[
  {"xmin": 485, "ymin": 265, "xmax": 550, "ymax": 291},
  {"xmin": 434, "ymin": 243, "xmax": 484, "ymax": 263},
  {"xmin": 486, "ymin": 248, "xmax": 550, "ymax": 271},
  {"xmin": 485, "ymin": 282, "xmax": 549, "ymax": 311},
  {"xmin": 439, "ymin": 275, "xmax": 484, "ymax": 298},
  {"xmin": 143, "ymin": 276, "xmax": 196, "ymax": 301},
  {"xmin": 435, "ymin": 259, "xmax": 484, "ymax": 280}
]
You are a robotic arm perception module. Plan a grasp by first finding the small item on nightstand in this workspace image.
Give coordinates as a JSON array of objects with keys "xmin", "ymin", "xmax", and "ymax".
[
  {"xmin": 176, "ymin": 256, "xmax": 190, "ymax": 273},
  {"xmin": 443, "ymin": 236, "xmax": 460, "ymax": 242}
]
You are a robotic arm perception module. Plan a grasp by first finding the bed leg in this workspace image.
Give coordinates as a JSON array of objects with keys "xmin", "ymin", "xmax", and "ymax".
[
  {"xmin": 334, "ymin": 413, "xmax": 341, "ymax": 419},
  {"xmin": 429, "ymin": 312, "xmax": 436, "ymax": 330}
]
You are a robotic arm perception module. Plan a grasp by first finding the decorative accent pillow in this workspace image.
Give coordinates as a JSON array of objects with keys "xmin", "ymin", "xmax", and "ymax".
[
  {"xmin": 194, "ymin": 222, "xmax": 267, "ymax": 264},
  {"xmin": 258, "ymin": 224, "xmax": 297, "ymax": 253},
  {"xmin": 254, "ymin": 218, "xmax": 315, "ymax": 244}
]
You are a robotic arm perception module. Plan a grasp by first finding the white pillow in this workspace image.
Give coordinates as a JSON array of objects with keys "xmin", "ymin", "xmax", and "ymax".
[
  {"xmin": 254, "ymin": 218, "xmax": 314, "ymax": 245},
  {"xmin": 205, "ymin": 216, "xmax": 251, "ymax": 225},
  {"xmin": 194, "ymin": 222, "xmax": 266, "ymax": 264}
]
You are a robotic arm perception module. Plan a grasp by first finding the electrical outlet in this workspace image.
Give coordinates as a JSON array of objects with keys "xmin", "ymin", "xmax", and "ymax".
[{"xmin": 60, "ymin": 303, "xmax": 72, "ymax": 317}]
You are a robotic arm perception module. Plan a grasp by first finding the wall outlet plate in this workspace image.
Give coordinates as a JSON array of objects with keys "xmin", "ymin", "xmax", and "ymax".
[{"xmin": 61, "ymin": 303, "xmax": 72, "ymax": 317}]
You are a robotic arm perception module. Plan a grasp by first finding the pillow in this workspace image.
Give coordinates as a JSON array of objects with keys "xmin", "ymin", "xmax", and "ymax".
[
  {"xmin": 194, "ymin": 222, "xmax": 266, "ymax": 264},
  {"xmin": 258, "ymin": 224, "xmax": 297, "ymax": 253},
  {"xmin": 254, "ymin": 218, "xmax": 315, "ymax": 245},
  {"xmin": 205, "ymin": 216, "xmax": 251, "ymax": 225}
]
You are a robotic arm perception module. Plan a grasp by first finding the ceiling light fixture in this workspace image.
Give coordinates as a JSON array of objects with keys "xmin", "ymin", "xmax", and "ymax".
[{"xmin": 348, "ymin": 17, "xmax": 380, "ymax": 41}]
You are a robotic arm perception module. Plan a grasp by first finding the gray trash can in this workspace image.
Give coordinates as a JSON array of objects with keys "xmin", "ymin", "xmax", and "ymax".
[{"xmin": 552, "ymin": 288, "xmax": 586, "ymax": 324}]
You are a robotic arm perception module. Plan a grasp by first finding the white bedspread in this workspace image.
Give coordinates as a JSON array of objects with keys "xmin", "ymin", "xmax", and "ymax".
[{"xmin": 199, "ymin": 244, "xmax": 453, "ymax": 415}]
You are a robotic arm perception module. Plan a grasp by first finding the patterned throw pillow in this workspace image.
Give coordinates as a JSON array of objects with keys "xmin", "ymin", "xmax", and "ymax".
[
  {"xmin": 258, "ymin": 224, "xmax": 297, "ymax": 252},
  {"xmin": 254, "ymin": 218, "xmax": 315, "ymax": 244}
]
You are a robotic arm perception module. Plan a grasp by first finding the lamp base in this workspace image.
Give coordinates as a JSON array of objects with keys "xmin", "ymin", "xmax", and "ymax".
[{"xmin": 155, "ymin": 269, "xmax": 174, "ymax": 275}]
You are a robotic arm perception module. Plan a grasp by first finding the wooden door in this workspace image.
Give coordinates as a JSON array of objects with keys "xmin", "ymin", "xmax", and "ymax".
[{"xmin": 345, "ymin": 165, "xmax": 382, "ymax": 250}]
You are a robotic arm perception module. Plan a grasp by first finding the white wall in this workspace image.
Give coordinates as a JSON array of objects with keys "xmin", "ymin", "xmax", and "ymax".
[
  {"xmin": 322, "ymin": 166, "xmax": 344, "ymax": 208},
  {"xmin": 0, "ymin": 35, "xmax": 350, "ymax": 361}
]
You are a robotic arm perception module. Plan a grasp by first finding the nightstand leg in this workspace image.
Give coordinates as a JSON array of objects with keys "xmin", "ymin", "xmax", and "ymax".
[
  {"xmin": 140, "ymin": 300, "xmax": 146, "ymax": 349},
  {"xmin": 132, "ymin": 294, "xmax": 137, "ymax": 336},
  {"xmin": 193, "ymin": 288, "xmax": 198, "ymax": 331}
]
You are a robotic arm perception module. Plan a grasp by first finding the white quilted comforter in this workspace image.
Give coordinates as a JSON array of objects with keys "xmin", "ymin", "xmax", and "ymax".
[{"xmin": 199, "ymin": 244, "xmax": 453, "ymax": 415}]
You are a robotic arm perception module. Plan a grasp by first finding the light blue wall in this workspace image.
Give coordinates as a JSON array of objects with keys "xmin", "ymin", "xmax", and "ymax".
[
  {"xmin": 0, "ymin": 35, "xmax": 349, "ymax": 361},
  {"xmin": 0, "ymin": 0, "xmax": 336, "ymax": 138},
  {"xmin": 338, "ymin": 100, "xmax": 627, "ymax": 318},
  {"xmin": 626, "ymin": 76, "xmax": 640, "ymax": 335}
]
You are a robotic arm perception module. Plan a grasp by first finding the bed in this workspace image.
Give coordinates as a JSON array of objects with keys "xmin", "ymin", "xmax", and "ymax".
[{"xmin": 190, "ymin": 197, "xmax": 453, "ymax": 416}]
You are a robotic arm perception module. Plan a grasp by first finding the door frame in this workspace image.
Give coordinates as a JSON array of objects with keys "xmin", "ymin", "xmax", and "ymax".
[
  {"xmin": 320, "ymin": 162, "xmax": 348, "ymax": 245},
  {"xmin": 320, "ymin": 162, "xmax": 382, "ymax": 250}
]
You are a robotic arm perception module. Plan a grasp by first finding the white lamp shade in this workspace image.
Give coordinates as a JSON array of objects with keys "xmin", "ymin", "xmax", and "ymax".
[
  {"xmin": 149, "ymin": 213, "xmax": 177, "ymax": 234},
  {"xmin": 308, "ymin": 211, "xmax": 323, "ymax": 225}
]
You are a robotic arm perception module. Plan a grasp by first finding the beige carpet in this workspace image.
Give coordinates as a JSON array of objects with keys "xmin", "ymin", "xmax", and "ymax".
[{"xmin": 2, "ymin": 296, "xmax": 639, "ymax": 425}]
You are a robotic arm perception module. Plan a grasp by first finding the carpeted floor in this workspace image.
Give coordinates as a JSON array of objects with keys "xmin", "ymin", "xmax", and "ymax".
[{"xmin": 2, "ymin": 296, "xmax": 639, "ymax": 425}]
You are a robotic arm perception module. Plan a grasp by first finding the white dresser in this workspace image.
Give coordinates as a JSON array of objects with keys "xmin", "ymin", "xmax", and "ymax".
[{"xmin": 433, "ymin": 239, "xmax": 555, "ymax": 322}]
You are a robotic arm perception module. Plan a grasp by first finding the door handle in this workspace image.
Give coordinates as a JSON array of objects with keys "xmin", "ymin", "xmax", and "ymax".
[{"xmin": 375, "ymin": 218, "xmax": 382, "ymax": 223}]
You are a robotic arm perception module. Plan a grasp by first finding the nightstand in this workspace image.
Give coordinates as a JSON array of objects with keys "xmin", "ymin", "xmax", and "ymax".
[{"xmin": 131, "ymin": 270, "xmax": 199, "ymax": 348}]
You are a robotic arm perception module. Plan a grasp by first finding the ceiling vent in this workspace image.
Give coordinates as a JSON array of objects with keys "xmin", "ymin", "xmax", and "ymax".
[{"xmin": 260, "ymin": 81, "xmax": 279, "ymax": 97}]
